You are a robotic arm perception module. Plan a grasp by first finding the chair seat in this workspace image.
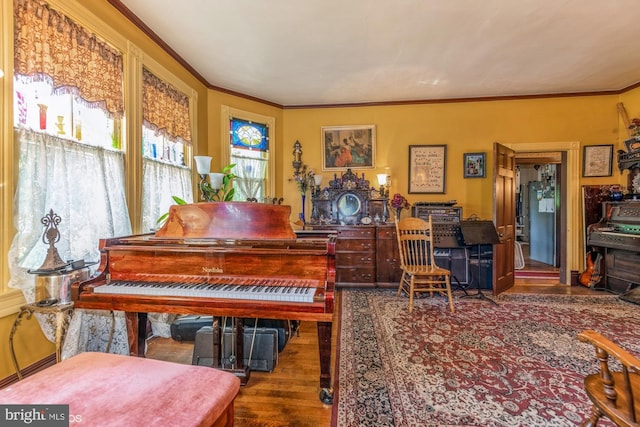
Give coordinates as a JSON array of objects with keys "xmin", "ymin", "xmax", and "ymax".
[{"xmin": 404, "ymin": 265, "xmax": 450, "ymax": 276}]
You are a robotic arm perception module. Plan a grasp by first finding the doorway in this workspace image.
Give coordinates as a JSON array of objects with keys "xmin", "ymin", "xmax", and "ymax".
[{"xmin": 515, "ymin": 152, "xmax": 564, "ymax": 281}]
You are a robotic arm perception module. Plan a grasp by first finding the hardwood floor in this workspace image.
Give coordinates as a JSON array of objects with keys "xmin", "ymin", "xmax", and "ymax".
[
  {"xmin": 515, "ymin": 240, "xmax": 561, "ymax": 279},
  {"xmin": 146, "ymin": 282, "xmax": 602, "ymax": 426},
  {"xmin": 147, "ymin": 320, "xmax": 336, "ymax": 427}
]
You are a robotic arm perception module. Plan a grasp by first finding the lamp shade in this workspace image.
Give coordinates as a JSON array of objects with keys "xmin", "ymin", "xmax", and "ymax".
[
  {"xmin": 377, "ymin": 173, "xmax": 388, "ymax": 186},
  {"xmin": 313, "ymin": 174, "xmax": 323, "ymax": 186},
  {"xmin": 194, "ymin": 156, "xmax": 212, "ymax": 175},
  {"xmin": 209, "ymin": 172, "xmax": 224, "ymax": 190}
]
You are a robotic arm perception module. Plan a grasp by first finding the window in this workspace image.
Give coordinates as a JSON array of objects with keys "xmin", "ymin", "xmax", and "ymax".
[
  {"xmin": 221, "ymin": 106, "xmax": 276, "ymax": 202},
  {"xmin": 140, "ymin": 67, "xmax": 194, "ymax": 232},
  {"xmin": 230, "ymin": 118, "xmax": 269, "ymax": 201},
  {"xmin": 9, "ymin": 0, "xmax": 130, "ymax": 302},
  {"xmin": 13, "ymin": 75, "xmax": 118, "ymax": 149},
  {"xmin": 2, "ymin": 0, "xmax": 199, "ymax": 312}
]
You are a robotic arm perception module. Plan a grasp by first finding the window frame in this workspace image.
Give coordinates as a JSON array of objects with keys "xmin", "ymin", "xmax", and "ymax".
[
  {"xmin": 221, "ymin": 106, "xmax": 275, "ymax": 200},
  {"xmin": 0, "ymin": 0, "xmax": 16, "ymax": 312}
]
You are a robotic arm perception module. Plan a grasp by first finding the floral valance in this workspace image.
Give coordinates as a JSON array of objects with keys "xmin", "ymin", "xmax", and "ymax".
[
  {"xmin": 14, "ymin": 0, "xmax": 124, "ymax": 117},
  {"xmin": 142, "ymin": 67, "xmax": 192, "ymax": 145}
]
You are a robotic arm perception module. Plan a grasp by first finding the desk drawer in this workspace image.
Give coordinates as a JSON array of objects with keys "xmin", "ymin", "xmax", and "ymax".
[
  {"xmin": 337, "ymin": 239, "xmax": 374, "ymax": 251},
  {"xmin": 337, "ymin": 228, "xmax": 375, "ymax": 239},
  {"xmin": 337, "ymin": 267, "xmax": 375, "ymax": 283},
  {"xmin": 337, "ymin": 252, "xmax": 375, "ymax": 266}
]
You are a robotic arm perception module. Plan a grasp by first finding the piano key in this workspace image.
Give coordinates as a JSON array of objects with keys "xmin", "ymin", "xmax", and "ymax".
[{"xmin": 94, "ymin": 279, "xmax": 319, "ymax": 303}]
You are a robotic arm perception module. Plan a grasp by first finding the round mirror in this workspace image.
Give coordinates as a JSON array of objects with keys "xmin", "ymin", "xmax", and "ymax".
[{"xmin": 337, "ymin": 193, "xmax": 361, "ymax": 217}]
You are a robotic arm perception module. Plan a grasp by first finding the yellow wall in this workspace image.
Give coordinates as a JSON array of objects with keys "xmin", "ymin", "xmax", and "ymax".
[
  {"xmin": 0, "ymin": 314, "xmax": 55, "ymax": 379},
  {"xmin": 282, "ymin": 95, "xmax": 624, "ymax": 219}
]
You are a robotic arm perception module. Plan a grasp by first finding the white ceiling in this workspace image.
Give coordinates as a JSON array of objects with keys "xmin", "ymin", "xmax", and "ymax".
[{"xmin": 118, "ymin": 0, "xmax": 640, "ymax": 107}]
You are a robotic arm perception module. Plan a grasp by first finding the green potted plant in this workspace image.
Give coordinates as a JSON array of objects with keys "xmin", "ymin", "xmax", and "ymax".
[{"xmin": 156, "ymin": 164, "xmax": 236, "ymax": 226}]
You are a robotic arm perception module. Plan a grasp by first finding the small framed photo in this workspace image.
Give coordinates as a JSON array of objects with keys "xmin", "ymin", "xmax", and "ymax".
[
  {"xmin": 408, "ymin": 145, "xmax": 446, "ymax": 194},
  {"xmin": 322, "ymin": 125, "xmax": 375, "ymax": 170},
  {"xmin": 463, "ymin": 152, "xmax": 486, "ymax": 178},
  {"xmin": 582, "ymin": 145, "xmax": 613, "ymax": 177}
]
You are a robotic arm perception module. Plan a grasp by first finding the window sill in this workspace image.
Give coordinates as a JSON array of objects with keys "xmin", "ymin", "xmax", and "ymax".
[{"xmin": 0, "ymin": 290, "xmax": 27, "ymax": 318}]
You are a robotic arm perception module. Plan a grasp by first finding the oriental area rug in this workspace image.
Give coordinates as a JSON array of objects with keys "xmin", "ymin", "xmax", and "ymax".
[{"xmin": 333, "ymin": 289, "xmax": 640, "ymax": 427}]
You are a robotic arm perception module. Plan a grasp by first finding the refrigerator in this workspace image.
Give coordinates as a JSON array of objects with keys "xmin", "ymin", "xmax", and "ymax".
[{"xmin": 528, "ymin": 181, "xmax": 557, "ymax": 266}]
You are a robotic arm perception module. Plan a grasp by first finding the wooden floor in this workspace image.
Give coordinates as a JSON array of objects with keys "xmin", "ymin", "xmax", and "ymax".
[
  {"xmin": 147, "ymin": 320, "xmax": 336, "ymax": 427},
  {"xmin": 146, "ymin": 281, "xmax": 600, "ymax": 427},
  {"xmin": 515, "ymin": 240, "xmax": 561, "ymax": 279}
]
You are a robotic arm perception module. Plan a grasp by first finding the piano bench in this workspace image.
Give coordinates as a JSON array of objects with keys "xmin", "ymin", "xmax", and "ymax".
[{"xmin": 0, "ymin": 352, "xmax": 240, "ymax": 427}]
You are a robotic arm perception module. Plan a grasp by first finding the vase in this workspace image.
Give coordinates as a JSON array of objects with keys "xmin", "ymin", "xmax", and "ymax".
[
  {"xmin": 300, "ymin": 193, "xmax": 306, "ymax": 223},
  {"xmin": 610, "ymin": 191, "xmax": 624, "ymax": 201},
  {"xmin": 396, "ymin": 208, "xmax": 402, "ymax": 220}
]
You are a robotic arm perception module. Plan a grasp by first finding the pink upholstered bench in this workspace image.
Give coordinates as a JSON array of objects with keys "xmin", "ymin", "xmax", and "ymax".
[{"xmin": 0, "ymin": 352, "xmax": 240, "ymax": 427}]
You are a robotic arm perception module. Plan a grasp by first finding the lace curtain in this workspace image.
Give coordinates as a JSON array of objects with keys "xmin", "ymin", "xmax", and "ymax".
[
  {"xmin": 13, "ymin": 0, "xmax": 124, "ymax": 116},
  {"xmin": 141, "ymin": 158, "xmax": 193, "ymax": 232},
  {"xmin": 142, "ymin": 68, "xmax": 191, "ymax": 144},
  {"xmin": 233, "ymin": 155, "xmax": 267, "ymax": 200},
  {"xmin": 9, "ymin": 128, "xmax": 132, "ymax": 355},
  {"xmin": 9, "ymin": 128, "xmax": 131, "ymax": 297}
]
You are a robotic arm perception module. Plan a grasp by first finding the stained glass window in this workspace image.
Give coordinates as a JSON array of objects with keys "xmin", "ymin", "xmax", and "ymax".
[
  {"xmin": 229, "ymin": 117, "xmax": 269, "ymax": 201},
  {"xmin": 231, "ymin": 118, "xmax": 268, "ymax": 152}
]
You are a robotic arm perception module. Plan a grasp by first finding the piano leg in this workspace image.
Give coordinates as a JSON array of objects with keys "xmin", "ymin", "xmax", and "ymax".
[
  {"xmin": 123, "ymin": 312, "xmax": 148, "ymax": 357},
  {"xmin": 317, "ymin": 321, "xmax": 334, "ymax": 404}
]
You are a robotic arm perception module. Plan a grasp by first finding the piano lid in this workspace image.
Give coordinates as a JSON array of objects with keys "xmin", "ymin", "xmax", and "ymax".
[{"xmin": 154, "ymin": 202, "xmax": 297, "ymax": 240}]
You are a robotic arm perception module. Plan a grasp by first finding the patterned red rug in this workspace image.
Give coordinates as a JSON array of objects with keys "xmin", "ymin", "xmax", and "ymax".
[{"xmin": 333, "ymin": 290, "xmax": 640, "ymax": 427}]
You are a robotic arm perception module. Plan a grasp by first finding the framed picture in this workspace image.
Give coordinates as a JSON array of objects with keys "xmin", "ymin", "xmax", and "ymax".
[
  {"xmin": 582, "ymin": 145, "xmax": 613, "ymax": 177},
  {"xmin": 463, "ymin": 152, "xmax": 486, "ymax": 178},
  {"xmin": 322, "ymin": 125, "xmax": 375, "ymax": 170},
  {"xmin": 408, "ymin": 145, "xmax": 446, "ymax": 194}
]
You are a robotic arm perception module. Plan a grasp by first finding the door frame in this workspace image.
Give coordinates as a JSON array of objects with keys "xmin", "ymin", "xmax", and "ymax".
[{"xmin": 504, "ymin": 141, "xmax": 581, "ymax": 284}]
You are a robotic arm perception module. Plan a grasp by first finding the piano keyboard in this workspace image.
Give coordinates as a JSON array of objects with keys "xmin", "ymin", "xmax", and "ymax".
[{"xmin": 94, "ymin": 278, "xmax": 318, "ymax": 303}]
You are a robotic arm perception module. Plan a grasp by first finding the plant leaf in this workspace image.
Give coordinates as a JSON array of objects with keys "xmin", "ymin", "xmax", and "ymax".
[
  {"xmin": 172, "ymin": 195, "xmax": 187, "ymax": 205},
  {"xmin": 156, "ymin": 212, "xmax": 169, "ymax": 225}
]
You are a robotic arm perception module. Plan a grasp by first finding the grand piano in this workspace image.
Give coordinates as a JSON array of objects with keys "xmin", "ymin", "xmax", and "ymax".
[{"xmin": 72, "ymin": 202, "xmax": 336, "ymax": 403}]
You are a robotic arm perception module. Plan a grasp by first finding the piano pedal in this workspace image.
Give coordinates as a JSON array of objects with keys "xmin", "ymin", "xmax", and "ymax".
[{"xmin": 224, "ymin": 367, "xmax": 251, "ymax": 386}]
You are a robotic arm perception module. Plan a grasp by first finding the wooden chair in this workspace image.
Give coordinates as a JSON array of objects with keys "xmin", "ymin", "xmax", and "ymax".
[
  {"xmin": 578, "ymin": 329, "xmax": 640, "ymax": 427},
  {"xmin": 395, "ymin": 216, "xmax": 455, "ymax": 313}
]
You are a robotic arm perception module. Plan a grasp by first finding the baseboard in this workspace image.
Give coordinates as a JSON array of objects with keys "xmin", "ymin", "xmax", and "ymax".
[{"xmin": 0, "ymin": 353, "xmax": 56, "ymax": 389}]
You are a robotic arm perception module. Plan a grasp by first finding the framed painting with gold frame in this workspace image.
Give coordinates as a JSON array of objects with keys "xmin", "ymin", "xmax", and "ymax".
[{"xmin": 322, "ymin": 125, "xmax": 375, "ymax": 170}]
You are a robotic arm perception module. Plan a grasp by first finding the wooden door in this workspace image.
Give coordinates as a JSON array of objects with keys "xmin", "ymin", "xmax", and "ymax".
[{"xmin": 493, "ymin": 143, "xmax": 516, "ymax": 294}]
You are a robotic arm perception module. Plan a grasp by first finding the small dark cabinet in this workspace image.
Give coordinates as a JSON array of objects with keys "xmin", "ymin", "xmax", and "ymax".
[{"xmin": 306, "ymin": 224, "xmax": 401, "ymax": 288}]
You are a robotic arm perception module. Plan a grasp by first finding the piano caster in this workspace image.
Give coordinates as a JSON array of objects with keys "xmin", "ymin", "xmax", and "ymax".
[{"xmin": 319, "ymin": 387, "xmax": 333, "ymax": 405}]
